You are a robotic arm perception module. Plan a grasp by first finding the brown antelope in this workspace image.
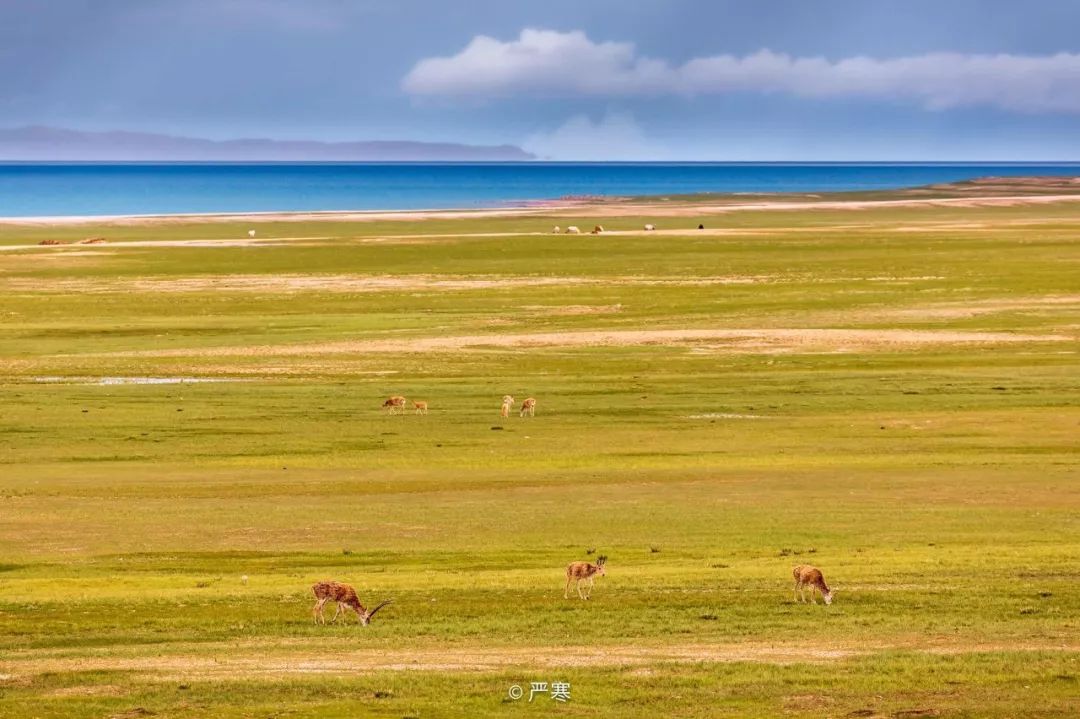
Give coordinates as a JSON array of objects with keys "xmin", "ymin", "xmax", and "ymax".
[
  {"xmin": 519, "ymin": 397, "xmax": 536, "ymax": 417},
  {"xmin": 413, "ymin": 400, "xmax": 428, "ymax": 415},
  {"xmin": 591, "ymin": 224, "xmax": 604, "ymax": 234},
  {"xmin": 792, "ymin": 565, "xmax": 834, "ymax": 605},
  {"xmin": 500, "ymin": 395, "xmax": 515, "ymax": 418},
  {"xmin": 565, "ymin": 556, "xmax": 606, "ymax": 600},
  {"xmin": 311, "ymin": 581, "xmax": 393, "ymax": 625},
  {"xmin": 382, "ymin": 396, "xmax": 406, "ymax": 414}
]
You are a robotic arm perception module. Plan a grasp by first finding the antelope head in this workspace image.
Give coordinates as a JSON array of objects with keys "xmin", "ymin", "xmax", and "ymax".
[
  {"xmin": 822, "ymin": 589, "xmax": 835, "ymax": 606},
  {"xmin": 502, "ymin": 395, "xmax": 515, "ymax": 405},
  {"xmin": 595, "ymin": 556, "xmax": 607, "ymax": 577},
  {"xmin": 360, "ymin": 599, "xmax": 393, "ymax": 626}
]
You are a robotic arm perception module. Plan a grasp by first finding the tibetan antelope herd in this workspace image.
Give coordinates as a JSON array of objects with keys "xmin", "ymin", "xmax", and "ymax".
[
  {"xmin": 335, "ymin": 388, "xmax": 838, "ymax": 629},
  {"xmin": 382, "ymin": 394, "xmax": 538, "ymax": 418}
]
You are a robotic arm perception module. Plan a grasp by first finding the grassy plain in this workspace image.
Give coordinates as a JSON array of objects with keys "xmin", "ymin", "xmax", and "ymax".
[{"xmin": 0, "ymin": 184, "xmax": 1078, "ymax": 717}]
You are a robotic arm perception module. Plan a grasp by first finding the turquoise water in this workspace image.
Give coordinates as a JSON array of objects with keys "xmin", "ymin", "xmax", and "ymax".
[{"xmin": 1, "ymin": 162, "xmax": 1077, "ymax": 217}]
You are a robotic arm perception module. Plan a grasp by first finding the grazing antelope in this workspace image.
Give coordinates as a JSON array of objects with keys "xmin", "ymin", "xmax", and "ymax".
[
  {"xmin": 565, "ymin": 226, "xmax": 581, "ymax": 234},
  {"xmin": 552, "ymin": 226, "xmax": 561, "ymax": 234},
  {"xmin": 792, "ymin": 565, "xmax": 834, "ymax": 605},
  {"xmin": 519, "ymin": 397, "xmax": 536, "ymax": 417},
  {"xmin": 382, "ymin": 396, "xmax": 406, "ymax": 414},
  {"xmin": 500, "ymin": 395, "xmax": 515, "ymax": 418},
  {"xmin": 413, "ymin": 400, "xmax": 428, "ymax": 415},
  {"xmin": 565, "ymin": 556, "xmax": 606, "ymax": 600},
  {"xmin": 247, "ymin": 229, "xmax": 256, "ymax": 238},
  {"xmin": 591, "ymin": 224, "xmax": 604, "ymax": 234},
  {"xmin": 644, "ymin": 223, "xmax": 656, "ymax": 231},
  {"xmin": 311, "ymin": 581, "xmax": 393, "ymax": 625}
]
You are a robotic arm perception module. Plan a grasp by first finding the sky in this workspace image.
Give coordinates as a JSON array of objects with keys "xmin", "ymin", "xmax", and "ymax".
[{"xmin": 2, "ymin": 0, "xmax": 1080, "ymax": 160}]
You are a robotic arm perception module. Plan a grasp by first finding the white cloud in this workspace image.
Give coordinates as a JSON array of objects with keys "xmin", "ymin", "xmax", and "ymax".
[
  {"xmin": 523, "ymin": 112, "xmax": 665, "ymax": 160},
  {"xmin": 403, "ymin": 29, "xmax": 1080, "ymax": 114}
]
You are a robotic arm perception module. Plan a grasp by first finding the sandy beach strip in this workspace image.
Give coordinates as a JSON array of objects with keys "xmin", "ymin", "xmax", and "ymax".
[{"xmin": 4, "ymin": 191, "xmax": 1080, "ymax": 227}]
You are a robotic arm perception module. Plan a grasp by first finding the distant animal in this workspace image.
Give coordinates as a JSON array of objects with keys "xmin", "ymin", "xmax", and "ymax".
[
  {"xmin": 519, "ymin": 397, "xmax": 536, "ymax": 417},
  {"xmin": 413, "ymin": 400, "xmax": 428, "ymax": 415},
  {"xmin": 383, "ymin": 396, "xmax": 407, "ymax": 414},
  {"xmin": 311, "ymin": 581, "xmax": 393, "ymax": 625},
  {"xmin": 792, "ymin": 565, "xmax": 834, "ymax": 605},
  {"xmin": 565, "ymin": 556, "xmax": 607, "ymax": 600},
  {"xmin": 248, "ymin": 229, "xmax": 256, "ymax": 238},
  {"xmin": 644, "ymin": 224, "xmax": 656, "ymax": 231},
  {"xmin": 80, "ymin": 237, "xmax": 107, "ymax": 244},
  {"xmin": 38, "ymin": 239, "xmax": 64, "ymax": 246},
  {"xmin": 501, "ymin": 395, "xmax": 515, "ymax": 418},
  {"xmin": 698, "ymin": 224, "xmax": 705, "ymax": 230},
  {"xmin": 241, "ymin": 575, "xmax": 248, "ymax": 585},
  {"xmin": 552, "ymin": 226, "xmax": 561, "ymax": 233},
  {"xmin": 565, "ymin": 226, "xmax": 581, "ymax": 234},
  {"xmin": 591, "ymin": 225, "xmax": 604, "ymax": 234}
]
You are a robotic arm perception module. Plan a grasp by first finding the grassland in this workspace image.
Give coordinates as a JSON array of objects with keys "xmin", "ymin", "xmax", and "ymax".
[{"xmin": 0, "ymin": 185, "xmax": 1078, "ymax": 718}]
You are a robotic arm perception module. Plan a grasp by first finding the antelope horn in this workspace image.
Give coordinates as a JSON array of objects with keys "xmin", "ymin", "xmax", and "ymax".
[{"xmin": 365, "ymin": 599, "xmax": 394, "ymax": 620}]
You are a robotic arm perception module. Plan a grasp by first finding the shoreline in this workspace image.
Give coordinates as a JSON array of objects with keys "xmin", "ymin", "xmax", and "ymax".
[{"xmin": 2, "ymin": 175, "xmax": 1079, "ymax": 225}]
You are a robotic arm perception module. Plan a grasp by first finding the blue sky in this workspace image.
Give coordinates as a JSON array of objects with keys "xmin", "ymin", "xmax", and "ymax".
[{"xmin": 2, "ymin": 0, "xmax": 1079, "ymax": 159}]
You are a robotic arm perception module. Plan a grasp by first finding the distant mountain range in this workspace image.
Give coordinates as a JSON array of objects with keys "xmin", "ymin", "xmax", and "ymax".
[{"xmin": 0, "ymin": 126, "xmax": 535, "ymax": 161}]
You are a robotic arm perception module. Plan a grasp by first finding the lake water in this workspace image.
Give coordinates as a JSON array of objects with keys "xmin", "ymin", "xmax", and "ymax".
[{"xmin": 1, "ymin": 162, "xmax": 1077, "ymax": 217}]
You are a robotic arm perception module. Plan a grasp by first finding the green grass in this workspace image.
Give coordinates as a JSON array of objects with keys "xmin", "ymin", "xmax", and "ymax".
[{"xmin": 1, "ymin": 194, "xmax": 1078, "ymax": 717}]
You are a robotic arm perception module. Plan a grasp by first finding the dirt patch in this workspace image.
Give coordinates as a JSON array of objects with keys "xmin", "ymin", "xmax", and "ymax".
[
  {"xmin": 0, "ymin": 643, "xmax": 858, "ymax": 680},
  {"xmin": 0, "ymin": 273, "xmax": 773, "ymax": 294},
  {"xmin": 111, "ymin": 327, "xmax": 1072, "ymax": 359},
  {"xmin": 2, "ymin": 640, "xmax": 1074, "ymax": 682},
  {"xmin": 32, "ymin": 376, "xmax": 244, "ymax": 385},
  {"xmin": 49, "ymin": 684, "xmax": 126, "ymax": 697},
  {"xmin": 0, "ymin": 236, "xmax": 330, "ymax": 251},
  {"xmin": 869, "ymin": 295, "xmax": 1080, "ymax": 321},
  {"xmin": 520, "ymin": 304, "xmax": 623, "ymax": 316}
]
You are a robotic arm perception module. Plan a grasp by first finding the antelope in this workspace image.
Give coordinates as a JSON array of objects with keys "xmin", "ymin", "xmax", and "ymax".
[
  {"xmin": 382, "ymin": 396, "xmax": 406, "ymax": 414},
  {"xmin": 413, "ymin": 400, "xmax": 428, "ymax": 415},
  {"xmin": 247, "ymin": 229, "xmax": 256, "ymax": 238},
  {"xmin": 565, "ymin": 556, "xmax": 606, "ymax": 600},
  {"xmin": 644, "ymin": 223, "xmax": 655, "ymax": 231},
  {"xmin": 591, "ymin": 225, "xmax": 604, "ymax": 234},
  {"xmin": 552, "ymin": 226, "xmax": 561, "ymax": 233},
  {"xmin": 519, "ymin": 397, "xmax": 536, "ymax": 417},
  {"xmin": 792, "ymin": 565, "xmax": 834, "ymax": 605},
  {"xmin": 311, "ymin": 581, "xmax": 393, "ymax": 625},
  {"xmin": 500, "ymin": 395, "xmax": 515, "ymax": 418},
  {"xmin": 565, "ymin": 226, "xmax": 581, "ymax": 234}
]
